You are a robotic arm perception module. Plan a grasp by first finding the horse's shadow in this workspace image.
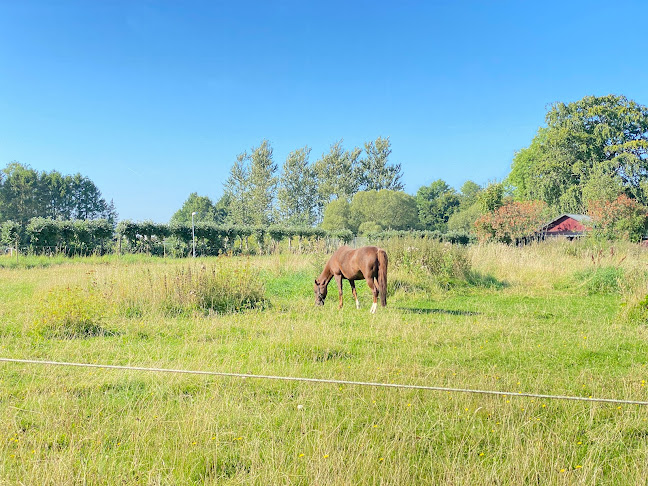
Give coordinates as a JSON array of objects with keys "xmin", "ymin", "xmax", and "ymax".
[{"xmin": 397, "ymin": 307, "xmax": 480, "ymax": 316}]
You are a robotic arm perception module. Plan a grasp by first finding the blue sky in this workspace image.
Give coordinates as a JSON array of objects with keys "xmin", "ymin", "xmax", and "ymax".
[{"xmin": 1, "ymin": 0, "xmax": 647, "ymax": 222}]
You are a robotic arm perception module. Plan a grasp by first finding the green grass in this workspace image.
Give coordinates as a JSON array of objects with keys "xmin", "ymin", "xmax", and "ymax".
[{"xmin": 2, "ymin": 242, "xmax": 648, "ymax": 484}]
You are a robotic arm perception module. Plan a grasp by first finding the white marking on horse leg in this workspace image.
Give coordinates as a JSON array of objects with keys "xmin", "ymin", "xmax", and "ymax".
[
  {"xmin": 355, "ymin": 299, "xmax": 360, "ymax": 309},
  {"xmin": 370, "ymin": 302, "xmax": 377, "ymax": 314}
]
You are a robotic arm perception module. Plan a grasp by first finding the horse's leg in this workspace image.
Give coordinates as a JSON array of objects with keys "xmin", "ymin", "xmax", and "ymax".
[
  {"xmin": 349, "ymin": 280, "xmax": 360, "ymax": 309},
  {"xmin": 366, "ymin": 278, "xmax": 379, "ymax": 314},
  {"xmin": 334, "ymin": 274, "xmax": 344, "ymax": 309}
]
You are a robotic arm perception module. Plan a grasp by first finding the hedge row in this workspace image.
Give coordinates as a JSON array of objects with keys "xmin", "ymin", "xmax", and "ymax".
[
  {"xmin": 362, "ymin": 229, "xmax": 476, "ymax": 245},
  {"xmin": 1, "ymin": 218, "xmax": 474, "ymax": 257},
  {"xmin": 1, "ymin": 217, "xmax": 113, "ymax": 255},
  {"xmin": 115, "ymin": 221, "xmax": 356, "ymax": 256}
]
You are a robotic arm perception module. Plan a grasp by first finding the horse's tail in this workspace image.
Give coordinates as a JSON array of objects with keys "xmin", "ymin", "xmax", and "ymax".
[{"xmin": 377, "ymin": 249, "xmax": 388, "ymax": 307}]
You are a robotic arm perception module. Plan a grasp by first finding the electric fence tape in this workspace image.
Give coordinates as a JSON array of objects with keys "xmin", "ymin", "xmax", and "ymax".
[{"xmin": 2, "ymin": 357, "xmax": 648, "ymax": 406}]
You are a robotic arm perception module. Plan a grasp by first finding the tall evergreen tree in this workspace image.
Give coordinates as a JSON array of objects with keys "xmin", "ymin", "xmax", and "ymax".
[
  {"xmin": 0, "ymin": 162, "xmax": 40, "ymax": 225},
  {"xmin": 223, "ymin": 153, "xmax": 251, "ymax": 225},
  {"xmin": 71, "ymin": 175, "xmax": 109, "ymax": 220},
  {"xmin": 247, "ymin": 140, "xmax": 278, "ymax": 225},
  {"xmin": 358, "ymin": 137, "xmax": 404, "ymax": 191},
  {"xmin": 277, "ymin": 147, "xmax": 318, "ymax": 225},
  {"xmin": 313, "ymin": 140, "xmax": 362, "ymax": 218},
  {"xmin": 0, "ymin": 162, "xmax": 115, "ymax": 225}
]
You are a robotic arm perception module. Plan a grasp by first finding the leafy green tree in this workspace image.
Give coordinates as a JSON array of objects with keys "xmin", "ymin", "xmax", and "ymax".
[
  {"xmin": 321, "ymin": 198, "xmax": 352, "ymax": 232},
  {"xmin": 416, "ymin": 179, "xmax": 460, "ymax": 231},
  {"xmin": 358, "ymin": 137, "xmax": 404, "ymax": 191},
  {"xmin": 459, "ymin": 181, "xmax": 482, "ymax": 207},
  {"xmin": 170, "ymin": 192, "xmax": 222, "ymax": 224},
  {"xmin": 445, "ymin": 181, "xmax": 484, "ymax": 232},
  {"xmin": 478, "ymin": 182, "xmax": 505, "ymax": 212},
  {"xmin": 1, "ymin": 220, "xmax": 21, "ymax": 252},
  {"xmin": 277, "ymin": 147, "xmax": 319, "ymax": 225},
  {"xmin": 350, "ymin": 190, "xmax": 418, "ymax": 234},
  {"xmin": 213, "ymin": 194, "xmax": 230, "ymax": 223},
  {"xmin": 508, "ymin": 95, "xmax": 648, "ymax": 212},
  {"xmin": 447, "ymin": 202, "xmax": 483, "ymax": 233}
]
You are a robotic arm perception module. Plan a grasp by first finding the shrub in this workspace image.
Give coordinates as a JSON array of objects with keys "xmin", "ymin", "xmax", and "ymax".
[
  {"xmin": 588, "ymin": 195, "xmax": 648, "ymax": 242},
  {"xmin": 474, "ymin": 200, "xmax": 548, "ymax": 243}
]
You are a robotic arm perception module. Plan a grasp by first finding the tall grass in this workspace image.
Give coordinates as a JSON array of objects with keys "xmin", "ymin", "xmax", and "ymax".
[
  {"xmin": 29, "ymin": 260, "xmax": 267, "ymax": 339},
  {"xmin": 3, "ymin": 243, "xmax": 648, "ymax": 484}
]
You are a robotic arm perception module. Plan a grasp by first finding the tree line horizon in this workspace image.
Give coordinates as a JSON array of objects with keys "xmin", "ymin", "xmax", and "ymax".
[{"xmin": 2, "ymin": 93, "xmax": 648, "ymax": 248}]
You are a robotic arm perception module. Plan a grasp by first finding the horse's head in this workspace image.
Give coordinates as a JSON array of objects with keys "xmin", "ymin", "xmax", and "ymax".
[{"xmin": 314, "ymin": 278, "xmax": 327, "ymax": 306}]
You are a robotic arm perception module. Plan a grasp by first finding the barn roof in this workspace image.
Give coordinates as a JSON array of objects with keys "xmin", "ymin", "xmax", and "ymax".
[
  {"xmin": 562, "ymin": 214, "xmax": 591, "ymax": 223},
  {"xmin": 539, "ymin": 213, "xmax": 591, "ymax": 229}
]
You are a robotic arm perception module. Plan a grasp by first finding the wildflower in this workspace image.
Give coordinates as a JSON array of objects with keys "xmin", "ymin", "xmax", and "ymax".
[{"xmin": 299, "ymin": 453, "xmax": 305, "ymax": 457}]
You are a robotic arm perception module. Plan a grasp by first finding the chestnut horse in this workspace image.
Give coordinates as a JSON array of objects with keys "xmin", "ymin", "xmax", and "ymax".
[{"xmin": 314, "ymin": 246, "xmax": 388, "ymax": 313}]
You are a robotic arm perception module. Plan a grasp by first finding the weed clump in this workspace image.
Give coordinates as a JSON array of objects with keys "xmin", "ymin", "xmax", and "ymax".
[
  {"xmin": 381, "ymin": 237, "xmax": 472, "ymax": 291},
  {"xmin": 33, "ymin": 286, "xmax": 109, "ymax": 338},
  {"xmin": 103, "ymin": 262, "xmax": 267, "ymax": 316},
  {"xmin": 574, "ymin": 266, "xmax": 625, "ymax": 295},
  {"xmin": 624, "ymin": 293, "xmax": 648, "ymax": 323},
  {"xmin": 158, "ymin": 263, "xmax": 266, "ymax": 315}
]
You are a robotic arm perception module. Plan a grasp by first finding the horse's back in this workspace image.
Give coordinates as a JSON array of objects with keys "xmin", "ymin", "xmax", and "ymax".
[{"xmin": 330, "ymin": 245, "xmax": 384, "ymax": 280}]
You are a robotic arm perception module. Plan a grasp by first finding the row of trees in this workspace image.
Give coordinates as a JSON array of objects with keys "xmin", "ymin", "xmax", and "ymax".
[
  {"xmin": 0, "ymin": 162, "xmax": 118, "ymax": 226},
  {"xmin": 173, "ymin": 137, "xmax": 487, "ymax": 235},
  {"xmin": 4, "ymin": 94, "xmax": 648, "ymax": 248},
  {"xmin": 173, "ymin": 137, "xmax": 408, "ymax": 228}
]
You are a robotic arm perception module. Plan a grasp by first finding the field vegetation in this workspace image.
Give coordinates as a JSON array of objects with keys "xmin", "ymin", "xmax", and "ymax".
[{"xmin": 2, "ymin": 239, "xmax": 648, "ymax": 484}]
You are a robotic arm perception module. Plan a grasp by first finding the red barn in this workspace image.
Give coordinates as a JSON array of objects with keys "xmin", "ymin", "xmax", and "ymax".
[{"xmin": 538, "ymin": 214, "xmax": 591, "ymax": 240}]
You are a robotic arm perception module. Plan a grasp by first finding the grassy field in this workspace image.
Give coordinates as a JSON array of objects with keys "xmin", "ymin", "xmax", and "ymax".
[{"xmin": 2, "ymin": 240, "xmax": 648, "ymax": 484}]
